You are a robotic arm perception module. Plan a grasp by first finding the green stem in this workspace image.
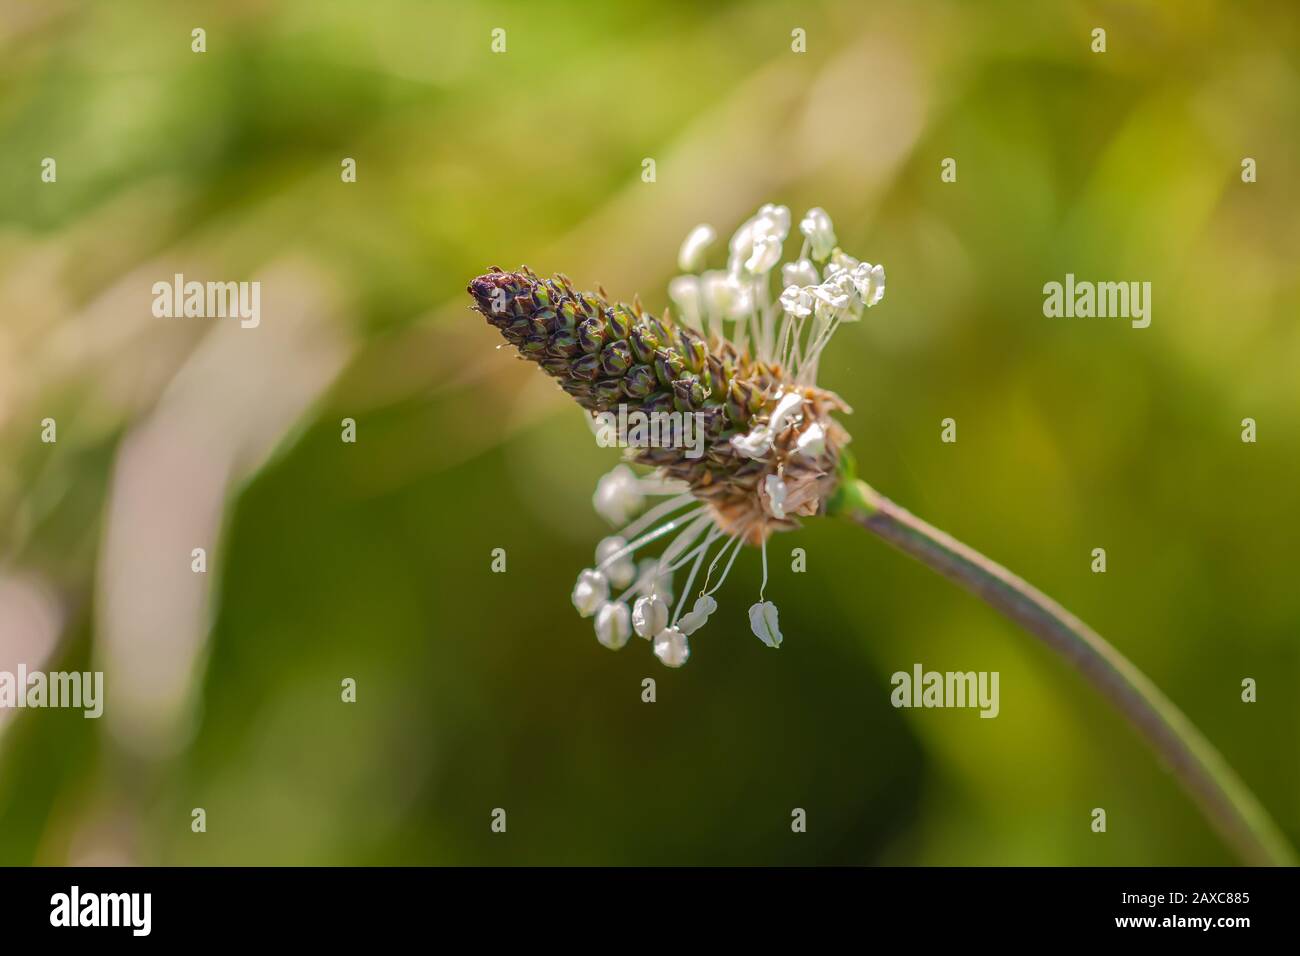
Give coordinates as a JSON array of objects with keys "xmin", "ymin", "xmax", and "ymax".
[{"xmin": 836, "ymin": 476, "xmax": 1294, "ymax": 866}]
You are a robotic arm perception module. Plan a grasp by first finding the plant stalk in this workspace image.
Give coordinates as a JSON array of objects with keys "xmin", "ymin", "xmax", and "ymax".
[{"xmin": 837, "ymin": 477, "xmax": 1294, "ymax": 866}]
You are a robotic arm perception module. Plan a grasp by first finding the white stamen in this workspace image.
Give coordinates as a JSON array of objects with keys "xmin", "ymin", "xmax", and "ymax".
[
  {"xmin": 595, "ymin": 536, "xmax": 637, "ymax": 589},
  {"xmin": 768, "ymin": 391, "xmax": 805, "ymax": 435},
  {"xmin": 652, "ymin": 627, "xmax": 690, "ymax": 667},
  {"xmin": 668, "ymin": 275, "xmax": 704, "ymax": 330},
  {"xmin": 636, "ymin": 479, "xmax": 691, "ymax": 496},
  {"xmin": 799, "ymin": 208, "xmax": 837, "ymax": 261},
  {"xmin": 764, "ymin": 474, "xmax": 788, "ymax": 519},
  {"xmin": 849, "ymin": 261, "xmax": 886, "ymax": 308},
  {"xmin": 677, "ymin": 224, "xmax": 716, "ymax": 273},
  {"xmin": 701, "ymin": 270, "xmax": 753, "ymax": 323},
  {"xmin": 632, "ymin": 595, "xmax": 669, "ymax": 639},
  {"xmin": 782, "ymin": 259, "xmax": 819, "ymax": 291},
  {"xmin": 613, "ymin": 494, "xmax": 696, "ymax": 546},
  {"xmin": 651, "ymin": 512, "xmax": 714, "ymax": 579},
  {"xmin": 727, "ymin": 204, "xmax": 790, "ymax": 278},
  {"xmin": 593, "ymin": 464, "xmax": 645, "ymax": 525},
  {"xmin": 598, "ymin": 507, "xmax": 705, "ymax": 573},
  {"xmin": 677, "ymin": 594, "xmax": 717, "ymax": 636},
  {"xmin": 703, "ymin": 531, "xmax": 748, "ymax": 597},
  {"xmin": 670, "ymin": 526, "xmax": 722, "ymax": 624},
  {"xmin": 796, "ymin": 422, "xmax": 826, "ymax": 458},
  {"xmin": 745, "ymin": 236, "xmax": 782, "ymax": 275},
  {"xmin": 571, "ymin": 569, "xmax": 608, "ymax": 618},
  {"xmin": 731, "ymin": 425, "xmax": 772, "ymax": 459},
  {"xmin": 748, "ymin": 601, "xmax": 783, "ymax": 648},
  {"xmin": 616, "ymin": 492, "xmax": 696, "ymax": 542},
  {"xmin": 595, "ymin": 602, "xmax": 632, "ymax": 650},
  {"xmin": 699, "ymin": 533, "xmax": 739, "ymax": 595},
  {"xmin": 663, "ymin": 524, "xmax": 723, "ymax": 578},
  {"xmin": 634, "ymin": 557, "xmax": 674, "ymax": 604}
]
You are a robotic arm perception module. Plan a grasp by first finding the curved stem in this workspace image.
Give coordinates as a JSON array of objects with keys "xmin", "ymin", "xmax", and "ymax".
[{"xmin": 837, "ymin": 477, "xmax": 1294, "ymax": 867}]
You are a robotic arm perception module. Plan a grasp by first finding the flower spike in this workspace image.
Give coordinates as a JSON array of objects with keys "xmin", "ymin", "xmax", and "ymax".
[{"xmin": 468, "ymin": 205, "xmax": 886, "ymax": 666}]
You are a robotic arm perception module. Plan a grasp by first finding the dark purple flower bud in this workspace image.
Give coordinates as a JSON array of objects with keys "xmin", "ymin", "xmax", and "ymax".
[
  {"xmin": 600, "ymin": 340, "xmax": 633, "ymax": 377},
  {"xmin": 556, "ymin": 299, "xmax": 579, "ymax": 330},
  {"xmin": 570, "ymin": 353, "xmax": 602, "ymax": 382},
  {"xmin": 628, "ymin": 325, "xmax": 659, "ymax": 364},
  {"xmin": 726, "ymin": 379, "xmax": 752, "ymax": 424},
  {"xmin": 705, "ymin": 354, "xmax": 729, "ymax": 397},
  {"xmin": 672, "ymin": 376, "xmax": 708, "ymax": 412},
  {"xmin": 504, "ymin": 317, "xmax": 532, "ymax": 342},
  {"xmin": 510, "ymin": 285, "xmax": 532, "ymax": 307},
  {"xmin": 638, "ymin": 446, "xmax": 680, "ymax": 466},
  {"xmin": 531, "ymin": 308, "xmax": 557, "ymax": 334},
  {"xmin": 642, "ymin": 393, "xmax": 675, "ymax": 416},
  {"xmin": 548, "ymin": 329, "xmax": 581, "ymax": 357},
  {"xmin": 622, "ymin": 364, "xmax": 656, "ymax": 399},
  {"xmin": 653, "ymin": 348, "xmax": 686, "ymax": 387},
  {"xmin": 591, "ymin": 379, "xmax": 624, "ymax": 410},
  {"xmin": 678, "ymin": 328, "xmax": 707, "ymax": 374},
  {"xmin": 561, "ymin": 380, "xmax": 593, "ymax": 403},
  {"xmin": 577, "ymin": 317, "xmax": 605, "ymax": 354},
  {"xmin": 702, "ymin": 407, "xmax": 728, "ymax": 436},
  {"xmin": 605, "ymin": 306, "xmax": 633, "ymax": 340}
]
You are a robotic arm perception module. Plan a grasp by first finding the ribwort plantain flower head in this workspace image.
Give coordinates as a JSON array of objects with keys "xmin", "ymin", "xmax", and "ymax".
[{"xmin": 467, "ymin": 204, "xmax": 885, "ymax": 666}]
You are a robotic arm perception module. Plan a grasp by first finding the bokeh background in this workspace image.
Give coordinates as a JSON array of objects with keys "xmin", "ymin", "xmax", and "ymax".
[{"xmin": 1, "ymin": 0, "xmax": 1297, "ymax": 865}]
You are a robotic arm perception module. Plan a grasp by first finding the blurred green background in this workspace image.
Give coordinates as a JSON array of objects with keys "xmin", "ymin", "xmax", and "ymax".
[{"xmin": 1, "ymin": 0, "xmax": 1297, "ymax": 865}]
